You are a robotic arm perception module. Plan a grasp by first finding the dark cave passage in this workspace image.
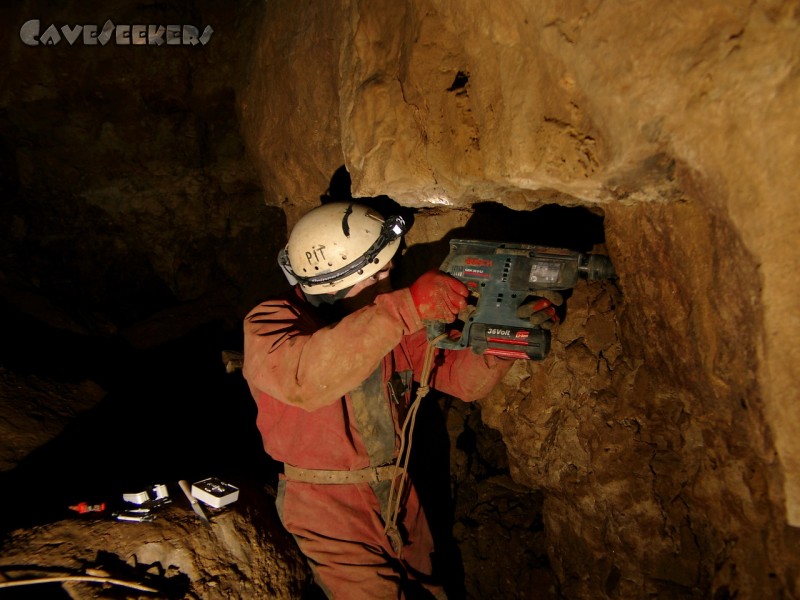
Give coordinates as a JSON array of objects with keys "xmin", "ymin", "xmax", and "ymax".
[
  {"xmin": 0, "ymin": 302, "xmax": 276, "ymax": 536},
  {"xmin": 461, "ymin": 202, "xmax": 607, "ymax": 251}
]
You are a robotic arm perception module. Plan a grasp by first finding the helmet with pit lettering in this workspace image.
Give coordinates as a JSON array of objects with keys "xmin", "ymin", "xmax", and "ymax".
[{"xmin": 278, "ymin": 202, "xmax": 406, "ymax": 295}]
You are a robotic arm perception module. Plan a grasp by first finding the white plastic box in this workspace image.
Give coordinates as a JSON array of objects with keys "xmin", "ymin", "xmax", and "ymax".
[
  {"xmin": 190, "ymin": 477, "xmax": 239, "ymax": 508},
  {"xmin": 122, "ymin": 483, "xmax": 169, "ymax": 505}
]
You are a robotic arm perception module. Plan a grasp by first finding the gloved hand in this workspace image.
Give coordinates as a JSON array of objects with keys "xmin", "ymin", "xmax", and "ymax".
[
  {"xmin": 409, "ymin": 270, "xmax": 468, "ymax": 322},
  {"xmin": 516, "ymin": 290, "xmax": 564, "ymax": 329}
]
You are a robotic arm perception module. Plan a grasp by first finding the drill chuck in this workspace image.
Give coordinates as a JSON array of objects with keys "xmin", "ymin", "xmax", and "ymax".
[{"xmin": 579, "ymin": 253, "xmax": 617, "ymax": 281}]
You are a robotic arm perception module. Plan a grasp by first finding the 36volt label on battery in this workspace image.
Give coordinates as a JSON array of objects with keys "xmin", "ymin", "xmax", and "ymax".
[
  {"xmin": 486, "ymin": 327, "xmax": 530, "ymax": 339},
  {"xmin": 487, "ymin": 327, "xmax": 511, "ymax": 336}
]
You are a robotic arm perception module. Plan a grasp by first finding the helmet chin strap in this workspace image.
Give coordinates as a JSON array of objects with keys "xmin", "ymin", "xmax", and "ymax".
[{"xmin": 304, "ymin": 285, "xmax": 353, "ymax": 307}]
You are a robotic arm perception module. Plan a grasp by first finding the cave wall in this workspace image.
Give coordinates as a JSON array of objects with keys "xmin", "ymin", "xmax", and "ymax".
[
  {"xmin": 1, "ymin": 0, "xmax": 286, "ymax": 345},
  {"xmin": 240, "ymin": 0, "xmax": 800, "ymax": 597}
]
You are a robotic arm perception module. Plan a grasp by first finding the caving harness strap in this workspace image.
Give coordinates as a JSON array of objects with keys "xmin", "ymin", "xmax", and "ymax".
[{"xmin": 282, "ymin": 463, "xmax": 404, "ymax": 484}]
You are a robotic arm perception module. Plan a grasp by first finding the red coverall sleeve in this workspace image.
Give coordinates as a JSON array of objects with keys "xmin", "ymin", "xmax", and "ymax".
[
  {"xmin": 405, "ymin": 330, "xmax": 514, "ymax": 401},
  {"xmin": 243, "ymin": 288, "xmax": 424, "ymax": 411}
]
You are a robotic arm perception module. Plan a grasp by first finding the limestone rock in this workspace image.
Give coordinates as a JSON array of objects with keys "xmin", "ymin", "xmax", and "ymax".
[{"xmin": 0, "ymin": 498, "xmax": 309, "ymax": 599}]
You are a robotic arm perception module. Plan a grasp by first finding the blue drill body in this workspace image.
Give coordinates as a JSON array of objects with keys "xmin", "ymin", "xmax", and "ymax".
[{"xmin": 426, "ymin": 239, "xmax": 616, "ymax": 360}]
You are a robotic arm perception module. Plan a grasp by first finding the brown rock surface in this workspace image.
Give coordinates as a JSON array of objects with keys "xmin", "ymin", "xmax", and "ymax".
[{"xmin": 0, "ymin": 494, "xmax": 309, "ymax": 599}]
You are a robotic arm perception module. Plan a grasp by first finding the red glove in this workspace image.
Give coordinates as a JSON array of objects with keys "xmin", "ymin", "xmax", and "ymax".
[
  {"xmin": 516, "ymin": 291, "xmax": 563, "ymax": 329},
  {"xmin": 409, "ymin": 270, "xmax": 468, "ymax": 322}
]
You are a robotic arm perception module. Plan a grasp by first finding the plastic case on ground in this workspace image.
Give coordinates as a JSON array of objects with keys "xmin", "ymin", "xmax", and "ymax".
[{"xmin": 190, "ymin": 477, "xmax": 239, "ymax": 508}]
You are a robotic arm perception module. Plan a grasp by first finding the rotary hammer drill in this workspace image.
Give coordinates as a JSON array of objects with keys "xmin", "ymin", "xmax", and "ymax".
[{"xmin": 426, "ymin": 239, "xmax": 617, "ymax": 360}]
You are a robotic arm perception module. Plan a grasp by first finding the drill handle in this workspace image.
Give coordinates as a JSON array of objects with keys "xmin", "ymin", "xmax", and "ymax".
[{"xmin": 425, "ymin": 321, "xmax": 464, "ymax": 350}]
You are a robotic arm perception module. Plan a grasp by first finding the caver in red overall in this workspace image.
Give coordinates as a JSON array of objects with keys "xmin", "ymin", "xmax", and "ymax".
[
  {"xmin": 242, "ymin": 282, "xmax": 513, "ymax": 598},
  {"xmin": 242, "ymin": 202, "xmax": 561, "ymax": 598}
]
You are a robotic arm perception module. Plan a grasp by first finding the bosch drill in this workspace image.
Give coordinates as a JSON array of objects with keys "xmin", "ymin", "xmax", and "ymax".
[{"xmin": 426, "ymin": 239, "xmax": 617, "ymax": 360}]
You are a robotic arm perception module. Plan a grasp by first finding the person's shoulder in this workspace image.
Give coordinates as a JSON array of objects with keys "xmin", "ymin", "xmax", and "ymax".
[{"xmin": 246, "ymin": 287, "xmax": 308, "ymax": 320}]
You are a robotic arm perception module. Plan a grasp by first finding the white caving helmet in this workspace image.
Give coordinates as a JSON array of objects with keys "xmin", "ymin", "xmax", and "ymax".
[{"xmin": 278, "ymin": 202, "xmax": 407, "ymax": 296}]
